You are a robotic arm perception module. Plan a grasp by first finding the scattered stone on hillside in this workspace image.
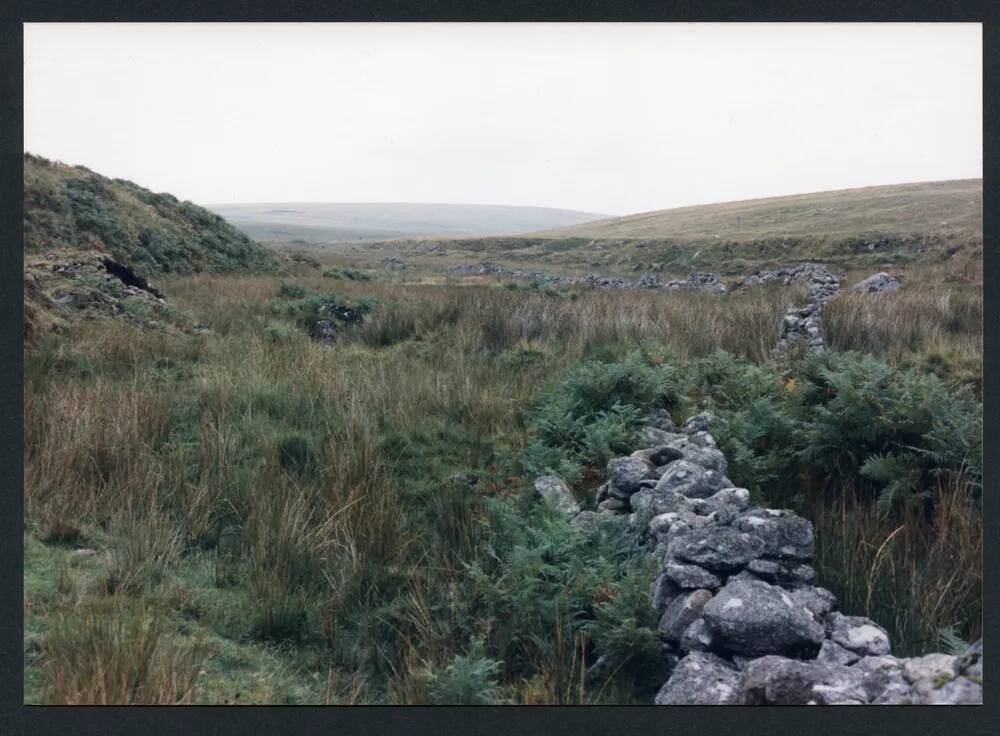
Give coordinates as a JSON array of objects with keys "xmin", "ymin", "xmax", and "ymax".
[
  {"xmin": 380, "ymin": 256, "xmax": 407, "ymax": 269},
  {"xmin": 654, "ymin": 652, "xmax": 743, "ymax": 705},
  {"xmin": 850, "ymin": 272, "xmax": 902, "ymax": 294},
  {"xmin": 533, "ymin": 475, "xmax": 580, "ymax": 517}
]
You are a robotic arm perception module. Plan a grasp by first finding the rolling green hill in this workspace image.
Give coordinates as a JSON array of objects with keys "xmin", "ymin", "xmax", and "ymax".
[
  {"xmin": 24, "ymin": 153, "xmax": 278, "ymax": 274},
  {"xmin": 533, "ymin": 179, "xmax": 982, "ymax": 242}
]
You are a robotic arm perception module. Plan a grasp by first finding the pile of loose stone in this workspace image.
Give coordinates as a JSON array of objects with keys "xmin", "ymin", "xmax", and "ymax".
[
  {"xmin": 850, "ymin": 271, "xmax": 902, "ymax": 294},
  {"xmin": 534, "ymin": 410, "xmax": 983, "ymax": 705}
]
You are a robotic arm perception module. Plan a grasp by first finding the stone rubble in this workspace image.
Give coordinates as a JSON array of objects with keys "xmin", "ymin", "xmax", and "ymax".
[
  {"xmin": 449, "ymin": 262, "xmax": 728, "ymax": 293},
  {"xmin": 850, "ymin": 272, "xmax": 902, "ymax": 294},
  {"xmin": 538, "ymin": 410, "xmax": 983, "ymax": 705}
]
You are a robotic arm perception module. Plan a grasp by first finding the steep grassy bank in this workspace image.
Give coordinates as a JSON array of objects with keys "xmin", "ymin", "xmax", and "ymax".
[
  {"xmin": 24, "ymin": 272, "xmax": 982, "ymax": 704},
  {"xmin": 24, "ymin": 153, "xmax": 278, "ymax": 275}
]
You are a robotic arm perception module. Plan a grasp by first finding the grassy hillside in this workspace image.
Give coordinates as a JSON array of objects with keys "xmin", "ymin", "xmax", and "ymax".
[
  {"xmin": 209, "ymin": 202, "xmax": 611, "ymax": 244},
  {"xmin": 24, "ymin": 153, "xmax": 278, "ymax": 274},
  {"xmin": 351, "ymin": 180, "xmax": 982, "ymax": 279},
  {"xmin": 534, "ymin": 179, "xmax": 982, "ymax": 242}
]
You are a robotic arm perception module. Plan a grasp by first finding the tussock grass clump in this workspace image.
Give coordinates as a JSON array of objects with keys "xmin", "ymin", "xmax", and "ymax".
[
  {"xmin": 41, "ymin": 597, "xmax": 206, "ymax": 704},
  {"xmin": 812, "ymin": 475, "xmax": 982, "ymax": 654}
]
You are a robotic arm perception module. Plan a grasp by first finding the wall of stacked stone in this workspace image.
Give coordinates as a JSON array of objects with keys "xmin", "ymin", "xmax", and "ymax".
[{"xmin": 535, "ymin": 409, "xmax": 982, "ymax": 705}]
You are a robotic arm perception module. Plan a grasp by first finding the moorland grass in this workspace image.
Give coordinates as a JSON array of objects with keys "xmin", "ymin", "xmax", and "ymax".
[{"xmin": 23, "ymin": 272, "xmax": 982, "ymax": 703}]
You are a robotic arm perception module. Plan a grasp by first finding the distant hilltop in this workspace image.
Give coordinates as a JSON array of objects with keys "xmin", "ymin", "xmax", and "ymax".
[{"xmin": 207, "ymin": 201, "xmax": 612, "ymax": 243}]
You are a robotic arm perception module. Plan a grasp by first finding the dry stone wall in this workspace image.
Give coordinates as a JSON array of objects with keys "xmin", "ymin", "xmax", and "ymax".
[{"xmin": 535, "ymin": 410, "xmax": 983, "ymax": 705}]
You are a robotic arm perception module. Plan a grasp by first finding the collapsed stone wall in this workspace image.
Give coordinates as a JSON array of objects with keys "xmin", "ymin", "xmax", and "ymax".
[
  {"xmin": 450, "ymin": 262, "xmax": 727, "ymax": 293},
  {"xmin": 535, "ymin": 410, "xmax": 983, "ymax": 705},
  {"xmin": 767, "ymin": 263, "xmax": 841, "ymax": 357}
]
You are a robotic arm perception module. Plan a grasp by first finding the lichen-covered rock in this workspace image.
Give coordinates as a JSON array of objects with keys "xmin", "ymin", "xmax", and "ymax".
[
  {"xmin": 606, "ymin": 457, "xmax": 654, "ymax": 499},
  {"xmin": 701, "ymin": 578, "xmax": 825, "ymax": 657},
  {"xmin": 645, "ymin": 408, "xmax": 677, "ymax": 432},
  {"xmin": 654, "ymin": 652, "xmax": 742, "ymax": 705},
  {"xmin": 826, "ymin": 612, "xmax": 891, "ymax": 657},
  {"xmin": 651, "ymin": 571, "xmax": 681, "ymax": 618},
  {"xmin": 654, "ymin": 460, "xmax": 731, "ymax": 500},
  {"xmin": 953, "ymin": 639, "xmax": 983, "ymax": 680},
  {"xmin": 638, "ymin": 426, "xmax": 684, "ymax": 448},
  {"xmin": 915, "ymin": 675, "xmax": 983, "ymax": 705},
  {"xmin": 742, "ymin": 656, "xmax": 867, "ymax": 705},
  {"xmin": 788, "ymin": 586, "xmax": 837, "ymax": 621},
  {"xmin": 658, "ymin": 589, "xmax": 714, "ymax": 643},
  {"xmin": 731, "ymin": 508, "xmax": 815, "ymax": 560},
  {"xmin": 816, "ymin": 639, "xmax": 860, "ymax": 667},
  {"xmin": 597, "ymin": 496, "xmax": 630, "ymax": 513},
  {"xmin": 683, "ymin": 413, "xmax": 713, "ymax": 433},
  {"xmin": 666, "ymin": 527, "xmax": 765, "ymax": 573},
  {"xmin": 662, "ymin": 562, "xmax": 722, "ymax": 590},
  {"xmin": 746, "ymin": 557, "xmax": 816, "ymax": 585},
  {"xmin": 680, "ymin": 617, "xmax": 716, "ymax": 652},
  {"xmin": 533, "ymin": 476, "xmax": 580, "ymax": 517},
  {"xmin": 630, "ymin": 445, "xmax": 684, "ymax": 468},
  {"xmin": 852, "ymin": 655, "xmax": 911, "ymax": 704}
]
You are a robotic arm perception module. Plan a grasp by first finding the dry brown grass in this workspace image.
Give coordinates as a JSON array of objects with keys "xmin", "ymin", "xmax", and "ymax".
[
  {"xmin": 42, "ymin": 597, "xmax": 205, "ymax": 705},
  {"xmin": 811, "ymin": 475, "xmax": 982, "ymax": 655}
]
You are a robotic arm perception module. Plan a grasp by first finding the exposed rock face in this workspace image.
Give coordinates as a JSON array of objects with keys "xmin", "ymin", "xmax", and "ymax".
[
  {"xmin": 24, "ymin": 248, "xmax": 182, "ymax": 339},
  {"xmin": 850, "ymin": 272, "xmax": 902, "ymax": 294},
  {"xmin": 536, "ymin": 408, "xmax": 983, "ymax": 705}
]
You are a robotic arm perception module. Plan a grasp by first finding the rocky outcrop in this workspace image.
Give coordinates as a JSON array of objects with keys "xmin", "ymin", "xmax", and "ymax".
[
  {"xmin": 538, "ymin": 410, "xmax": 983, "ymax": 705},
  {"xmin": 23, "ymin": 248, "xmax": 186, "ymax": 339},
  {"xmin": 850, "ymin": 272, "xmax": 902, "ymax": 294}
]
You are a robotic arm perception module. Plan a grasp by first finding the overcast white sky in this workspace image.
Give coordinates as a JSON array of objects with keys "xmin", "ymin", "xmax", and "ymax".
[{"xmin": 24, "ymin": 23, "xmax": 982, "ymax": 215}]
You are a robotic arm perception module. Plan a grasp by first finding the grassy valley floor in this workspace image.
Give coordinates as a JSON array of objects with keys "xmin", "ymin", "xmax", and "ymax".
[{"xmin": 23, "ymin": 265, "xmax": 982, "ymax": 704}]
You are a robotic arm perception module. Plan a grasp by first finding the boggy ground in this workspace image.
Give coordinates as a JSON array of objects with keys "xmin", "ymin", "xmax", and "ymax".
[{"xmin": 23, "ymin": 262, "xmax": 982, "ymax": 704}]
